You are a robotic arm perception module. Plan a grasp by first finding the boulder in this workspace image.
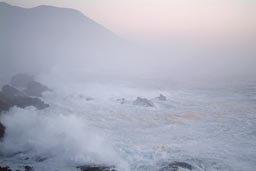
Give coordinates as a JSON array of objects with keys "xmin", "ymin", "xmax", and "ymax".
[
  {"xmin": 0, "ymin": 122, "xmax": 5, "ymax": 140},
  {"xmin": 24, "ymin": 81, "xmax": 50, "ymax": 97},
  {"xmin": 77, "ymin": 165, "xmax": 116, "ymax": 171},
  {"xmin": 0, "ymin": 166, "xmax": 12, "ymax": 171},
  {"xmin": 10, "ymin": 74, "xmax": 34, "ymax": 88},
  {"xmin": 85, "ymin": 97, "xmax": 94, "ymax": 101},
  {"xmin": 0, "ymin": 85, "xmax": 49, "ymax": 110},
  {"xmin": 24, "ymin": 166, "xmax": 33, "ymax": 171},
  {"xmin": 7, "ymin": 96, "xmax": 49, "ymax": 110},
  {"xmin": 160, "ymin": 161, "xmax": 193, "ymax": 171},
  {"xmin": 116, "ymin": 98, "xmax": 126, "ymax": 104},
  {"xmin": 0, "ymin": 85, "xmax": 49, "ymax": 139},
  {"xmin": 10, "ymin": 74, "xmax": 50, "ymax": 97},
  {"xmin": 133, "ymin": 97, "xmax": 154, "ymax": 107},
  {"xmin": 0, "ymin": 98, "xmax": 11, "ymax": 112},
  {"xmin": 157, "ymin": 94, "xmax": 167, "ymax": 101},
  {"xmin": 1, "ymin": 85, "xmax": 26, "ymax": 99}
]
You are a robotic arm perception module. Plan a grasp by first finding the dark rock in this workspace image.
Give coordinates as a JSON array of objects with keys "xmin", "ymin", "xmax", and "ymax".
[
  {"xmin": 1, "ymin": 85, "xmax": 26, "ymax": 99},
  {"xmin": 33, "ymin": 156, "xmax": 48, "ymax": 162},
  {"xmin": 10, "ymin": 74, "xmax": 50, "ymax": 97},
  {"xmin": 9, "ymin": 96, "xmax": 49, "ymax": 110},
  {"xmin": 0, "ymin": 122, "xmax": 5, "ymax": 140},
  {"xmin": 10, "ymin": 74, "xmax": 34, "ymax": 88},
  {"xmin": 0, "ymin": 85, "xmax": 49, "ymax": 110},
  {"xmin": 133, "ymin": 97, "xmax": 154, "ymax": 107},
  {"xmin": 85, "ymin": 97, "xmax": 94, "ymax": 101},
  {"xmin": 77, "ymin": 165, "xmax": 116, "ymax": 171},
  {"xmin": 157, "ymin": 94, "xmax": 167, "ymax": 101},
  {"xmin": 0, "ymin": 85, "xmax": 49, "ymax": 139},
  {"xmin": 0, "ymin": 166, "xmax": 12, "ymax": 171},
  {"xmin": 116, "ymin": 98, "xmax": 126, "ymax": 104},
  {"xmin": 160, "ymin": 161, "xmax": 193, "ymax": 171},
  {"xmin": 24, "ymin": 81, "xmax": 50, "ymax": 97},
  {"xmin": 24, "ymin": 166, "xmax": 33, "ymax": 171},
  {"xmin": 0, "ymin": 97, "xmax": 11, "ymax": 112}
]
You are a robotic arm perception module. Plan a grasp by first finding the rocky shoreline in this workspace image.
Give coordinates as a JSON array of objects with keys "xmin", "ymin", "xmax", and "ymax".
[
  {"xmin": 0, "ymin": 161, "xmax": 196, "ymax": 171},
  {"xmin": 0, "ymin": 74, "xmax": 50, "ymax": 139},
  {"xmin": 0, "ymin": 75, "xmax": 202, "ymax": 171}
]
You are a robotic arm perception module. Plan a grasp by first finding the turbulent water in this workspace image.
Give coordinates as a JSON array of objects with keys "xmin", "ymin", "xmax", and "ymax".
[{"xmin": 0, "ymin": 79, "xmax": 256, "ymax": 171}]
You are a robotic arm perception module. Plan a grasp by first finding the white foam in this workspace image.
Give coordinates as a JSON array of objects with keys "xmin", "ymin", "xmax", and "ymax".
[{"xmin": 0, "ymin": 107, "xmax": 128, "ymax": 170}]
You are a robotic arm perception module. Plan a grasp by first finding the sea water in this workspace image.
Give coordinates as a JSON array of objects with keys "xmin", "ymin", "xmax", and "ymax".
[{"xmin": 0, "ymin": 80, "xmax": 256, "ymax": 171}]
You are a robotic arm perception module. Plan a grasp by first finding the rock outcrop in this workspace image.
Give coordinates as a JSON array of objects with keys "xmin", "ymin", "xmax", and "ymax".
[
  {"xmin": 0, "ymin": 122, "xmax": 5, "ymax": 140},
  {"xmin": 133, "ymin": 97, "xmax": 154, "ymax": 107},
  {"xmin": 160, "ymin": 161, "xmax": 193, "ymax": 171},
  {"xmin": 0, "ymin": 84, "xmax": 49, "ymax": 140},
  {"xmin": 77, "ymin": 165, "xmax": 116, "ymax": 171},
  {"xmin": 0, "ymin": 85, "xmax": 49, "ymax": 110},
  {"xmin": 157, "ymin": 94, "xmax": 167, "ymax": 101},
  {"xmin": 116, "ymin": 98, "xmax": 126, "ymax": 104},
  {"xmin": 0, "ymin": 166, "xmax": 34, "ymax": 171},
  {"xmin": 10, "ymin": 73, "xmax": 34, "ymax": 88},
  {"xmin": 11, "ymin": 74, "xmax": 50, "ymax": 97},
  {"xmin": 0, "ymin": 166, "xmax": 12, "ymax": 171},
  {"xmin": 24, "ymin": 81, "xmax": 50, "ymax": 97}
]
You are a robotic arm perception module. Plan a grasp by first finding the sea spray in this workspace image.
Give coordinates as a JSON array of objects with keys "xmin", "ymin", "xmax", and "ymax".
[{"xmin": 0, "ymin": 107, "xmax": 129, "ymax": 170}]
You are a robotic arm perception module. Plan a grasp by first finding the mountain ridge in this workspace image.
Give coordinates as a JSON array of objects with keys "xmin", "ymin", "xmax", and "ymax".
[{"xmin": 0, "ymin": 2, "xmax": 141, "ymax": 81}]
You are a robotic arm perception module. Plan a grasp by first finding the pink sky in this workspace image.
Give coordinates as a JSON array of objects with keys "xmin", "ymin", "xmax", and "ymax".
[{"xmin": 3, "ymin": 0, "xmax": 256, "ymax": 40}]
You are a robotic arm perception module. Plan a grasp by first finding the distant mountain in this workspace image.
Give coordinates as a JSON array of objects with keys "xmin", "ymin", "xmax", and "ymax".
[{"xmin": 0, "ymin": 2, "xmax": 140, "ymax": 81}]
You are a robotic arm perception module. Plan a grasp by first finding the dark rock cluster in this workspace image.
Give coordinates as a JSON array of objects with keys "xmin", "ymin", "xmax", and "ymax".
[
  {"xmin": 160, "ymin": 161, "xmax": 193, "ymax": 171},
  {"xmin": 0, "ymin": 74, "xmax": 50, "ymax": 140},
  {"xmin": 0, "ymin": 166, "xmax": 33, "ymax": 171},
  {"xmin": 133, "ymin": 97, "xmax": 154, "ymax": 107},
  {"xmin": 10, "ymin": 74, "xmax": 34, "ymax": 88},
  {"xmin": 0, "ymin": 85, "xmax": 49, "ymax": 111},
  {"xmin": 0, "ymin": 161, "xmax": 195, "ymax": 171},
  {"xmin": 0, "ymin": 122, "xmax": 5, "ymax": 140},
  {"xmin": 157, "ymin": 94, "xmax": 167, "ymax": 101},
  {"xmin": 116, "ymin": 98, "xmax": 126, "ymax": 104},
  {"xmin": 0, "ymin": 166, "xmax": 12, "ymax": 171},
  {"xmin": 77, "ymin": 165, "xmax": 116, "ymax": 171},
  {"xmin": 11, "ymin": 74, "xmax": 50, "ymax": 97}
]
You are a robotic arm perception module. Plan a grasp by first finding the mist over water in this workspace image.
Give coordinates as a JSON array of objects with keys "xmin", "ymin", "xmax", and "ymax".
[
  {"xmin": 1, "ymin": 73, "xmax": 256, "ymax": 171},
  {"xmin": 0, "ymin": 2, "xmax": 256, "ymax": 171}
]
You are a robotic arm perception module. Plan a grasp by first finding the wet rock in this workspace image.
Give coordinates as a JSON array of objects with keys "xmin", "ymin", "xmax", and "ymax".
[
  {"xmin": 77, "ymin": 165, "xmax": 116, "ymax": 171},
  {"xmin": 10, "ymin": 74, "xmax": 50, "ymax": 97},
  {"xmin": 33, "ymin": 156, "xmax": 48, "ymax": 162},
  {"xmin": 10, "ymin": 74, "xmax": 34, "ymax": 88},
  {"xmin": 1, "ymin": 85, "xmax": 26, "ymax": 99},
  {"xmin": 133, "ymin": 97, "xmax": 154, "ymax": 107},
  {"xmin": 24, "ymin": 166, "xmax": 33, "ymax": 171},
  {"xmin": 10, "ymin": 96, "xmax": 49, "ymax": 110},
  {"xmin": 0, "ymin": 85, "xmax": 49, "ymax": 110},
  {"xmin": 0, "ymin": 85, "xmax": 49, "ymax": 139},
  {"xmin": 24, "ymin": 81, "xmax": 50, "ymax": 97},
  {"xmin": 86, "ymin": 97, "xmax": 94, "ymax": 101},
  {"xmin": 160, "ymin": 161, "xmax": 193, "ymax": 171},
  {"xmin": 157, "ymin": 94, "xmax": 167, "ymax": 101},
  {"xmin": 0, "ymin": 166, "xmax": 12, "ymax": 171},
  {"xmin": 0, "ymin": 98, "xmax": 11, "ymax": 112},
  {"xmin": 0, "ymin": 122, "xmax": 5, "ymax": 140},
  {"xmin": 116, "ymin": 98, "xmax": 126, "ymax": 104}
]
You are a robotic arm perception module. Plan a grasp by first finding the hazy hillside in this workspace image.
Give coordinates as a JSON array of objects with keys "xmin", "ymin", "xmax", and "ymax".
[
  {"xmin": 0, "ymin": 2, "xmax": 140, "ymax": 82},
  {"xmin": 1, "ymin": 2, "xmax": 255, "ymax": 85}
]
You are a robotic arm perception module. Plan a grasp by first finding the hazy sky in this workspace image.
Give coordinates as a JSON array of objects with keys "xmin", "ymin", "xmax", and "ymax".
[{"xmin": 2, "ymin": 0, "xmax": 256, "ymax": 40}]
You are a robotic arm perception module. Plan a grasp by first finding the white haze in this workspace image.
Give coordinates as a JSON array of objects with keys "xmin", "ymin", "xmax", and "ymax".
[
  {"xmin": 0, "ymin": 2, "xmax": 256, "ymax": 171},
  {"xmin": 0, "ymin": 2, "xmax": 255, "ymax": 86}
]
